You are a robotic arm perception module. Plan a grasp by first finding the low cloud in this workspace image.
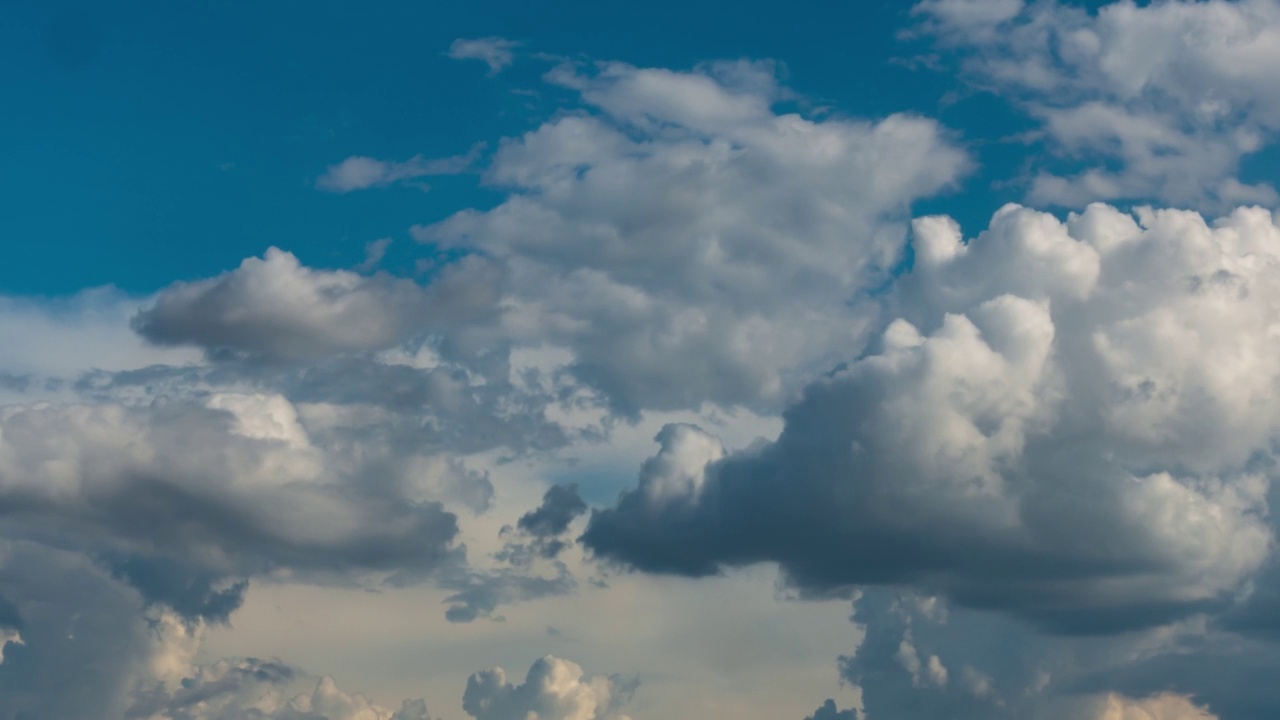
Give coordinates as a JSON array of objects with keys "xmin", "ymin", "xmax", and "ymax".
[
  {"xmin": 463, "ymin": 655, "xmax": 634, "ymax": 720},
  {"xmin": 133, "ymin": 249, "xmax": 441, "ymax": 362},
  {"xmin": 585, "ymin": 203, "xmax": 1279, "ymax": 632}
]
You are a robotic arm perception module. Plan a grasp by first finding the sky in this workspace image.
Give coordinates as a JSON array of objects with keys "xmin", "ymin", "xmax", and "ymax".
[{"xmin": 3, "ymin": 0, "xmax": 1280, "ymax": 718}]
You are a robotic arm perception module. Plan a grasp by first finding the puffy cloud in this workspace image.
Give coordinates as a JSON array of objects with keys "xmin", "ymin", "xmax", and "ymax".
[
  {"xmin": 448, "ymin": 37, "xmax": 519, "ymax": 75},
  {"xmin": 0, "ymin": 393, "xmax": 462, "ymax": 621},
  {"xmin": 584, "ymin": 202, "xmax": 1280, "ymax": 635},
  {"xmin": 132, "ymin": 249, "xmax": 447, "ymax": 361},
  {"xmin": 918, "ymin": 0, "xmax": 1280, "ymax": 209},
  {"xmin": 1092, "ymin": 694, "xmax": 1217, "ymax": 720},
  {"xmin": 462, "ymin": 655, "xmax": 634, "ymax": 720},
  {"xmin": 416, "ymin": 59, "xmax": 968, "ymax": 414}
]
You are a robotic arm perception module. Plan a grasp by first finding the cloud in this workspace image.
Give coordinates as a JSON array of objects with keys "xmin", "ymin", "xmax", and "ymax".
[
  {"xmin": 448, "ymin": 37, "xmax": 519, "ymax": 75},
  {"xmin": 917, "ymin": 0, "xmax": 1280, "ymax": 209},
  {"xmin": 417, "ymin": 59, "xmax": 968, "ymax": 415},
  {"xmin": 802, "ymin": 699, "xmax": 858, "ymax": 720},
  {"xmin": 493, "ymin": 484, "xmax": 589, "ymax": 570},
  {"xmin": 584, "ymin": 202, "xmax": 1280, "ymax": 636},
  {"xmin": 0, "ymin": 394, "xmax": 464, "ymax": 622},
  {"xmin": 1093, "ymin": 694, "xmax": 1217, "ymax": 720},
  {"xmin": 133, "ymin": 249, "xmax": 441, "ymax": 362},
  {"xmin": 0, "ymin": 542, "xmax": 158, "ymax": 720},
  {"xmin": 316, "ymin": 144, "xmax": 483, "ymax": 193},
  {"xmin": 357, "ymin": 238, "xmax": 393, "ymax": 273},
  {"xmin": 518, "ymin": 484, "xmax": 588, "ymax": 540},
  {"xmin": 127, "ymin": 655, "xmax": 435, "ymax": 720},
  {"xmin": 462, "ymin": 655, "xmax": 634, "ymax": 720},
  {"xmin": 837, "ymin": 586, "xmax": 1233, "ymax": 720},
  {"xmin": 0, "ymin": 289, "xmax": 199, "ymax": 389}
]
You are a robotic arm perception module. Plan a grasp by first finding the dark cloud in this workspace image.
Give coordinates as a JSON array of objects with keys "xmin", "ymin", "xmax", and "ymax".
[
  {"xmin": 802, "ymin": 699, "xmax": 857, "ymax": 720},
  {"xmin": 518, "ymin": 484, "xmax": 588, "ymax": 539},
  {"xmin": 0, "ymin": 543, "xmax": 156, "ymax": 720},
  {"xmin": 584, "ymin": 205, "xmax": 1279, "ymax": 639},
  {"xmin": 0, "ymin": 400, "xmax": 464, "ymax": 624},
  {"xmin": 104, "ymin": 554, "xmax": 248, "ymax": 624}
]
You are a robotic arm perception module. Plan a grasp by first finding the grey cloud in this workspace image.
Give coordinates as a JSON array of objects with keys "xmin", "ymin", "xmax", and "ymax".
[
  {"xmin": 132, "ymin": 248, "xmax": 447, "ymax": 362},
  {"xmin": 105, "ymin": 554, "xmax": 247, "ymax": 625},
  {"xmin": 0, "ymin": 398, "xmax": 463, "ymax": 623},
  {"xmin": 0, "ymin": 541, "xmax": 441, "ymax": 720},
  {"xmin": 839, "ymin": 587, "xmax": 1227, "ymax": 720},
  {"xmin": 0, "ymin": 543, "xmax": 157, "ymax": 720},
  {"xmin": 433, "ymin": 562, "xmax": 577, "ymax": 624},
  {"xmin": 518, "ymin": 484, "xmax": 588, "ymax": 539},
  {"xmin": 802, "ymin": 699, "xmax": 858, "ymax": 720},
  {"xmin": 505, "ymin": 482, "xmax": 590, "ymax": 565},
  {"xmin": 583, "ymin": 203, "xmax": 1279, "ymax": 636}
]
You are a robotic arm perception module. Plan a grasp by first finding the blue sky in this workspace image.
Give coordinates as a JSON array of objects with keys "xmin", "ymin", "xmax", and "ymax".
[
  {"xmin": 0, "ymin": 0, "xmax": 1046, "ymax": 295},
  {"xmin": 6, "ymin": 2, "xmax": 1280, "ymax": 720}
]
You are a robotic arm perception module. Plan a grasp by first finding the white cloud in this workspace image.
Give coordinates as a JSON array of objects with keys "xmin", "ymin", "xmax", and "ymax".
[
  {"xmin": 317, "ymin": 145, "xmax": 482, "ymax": 193},
  {"xmin": 463, "ymin": 655, "xmax": 633, "ymax": 720},
  {"xmin": 918, "ymin": 0, "xmax": 1280, "ymax": 209},
  {"xmin": 133, "ymin": 248, "xmax": 439, "ymax": 361},
  {"xmin": 586, "ymin": 201, "xmax": 1280, "ymax": 637},
  {"xmin": 1093, "ymin": 693, "xmax": 1217, "ymax": 720},
  {"xmin": 417, "ymin": 60, "xmax": 968, "ymax": 414},
  {"xmin": 0, "ymin": 288, "xmax": 198, "ymax": 390},
  {"xmin": 448, "ymin": 37, "xmax": 519, "ymax": 75}
]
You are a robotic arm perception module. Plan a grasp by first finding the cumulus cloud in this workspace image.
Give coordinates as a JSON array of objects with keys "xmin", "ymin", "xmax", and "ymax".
[
  {"xmin": 417, "ymin": 59, "xmax": 968, "ymax": 414},
  {"xmin": 462, "ymin": 655, "xmax": 634, "ymax": 720},
  {"xmin": 448, "ymin": 37, "xmax": 519, "ymax": 75},
  {"xmin": 0, "ymin": 393, "xmax": 463, "ymax": 622},
  {"xmin": 1093, "ymin": 694, "xmax": 1217, "ymax": 720},
  {"xmin": 584, "ymin": 202, "xmax": 1280, "ymax": 636},
  {"xmin": 838, "ymin": 586, "xmax": 1229, "ymax": 720},
  {"xmin": 133, "ymin": 249, "xmax": 450, "ymax": 361},
  {"xmin": 918, "ymin": 0, "xmax": 1280, "ymax": 209}
]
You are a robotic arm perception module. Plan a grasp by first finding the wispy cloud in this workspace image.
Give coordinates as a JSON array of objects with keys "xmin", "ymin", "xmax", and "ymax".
[
  {"xmin": 316, "ymin": 143, "xmax": 485, "ymax": 193},
  {"xmin": 448, "ymin": 36, "xmax": 520, "ymax": 75}
]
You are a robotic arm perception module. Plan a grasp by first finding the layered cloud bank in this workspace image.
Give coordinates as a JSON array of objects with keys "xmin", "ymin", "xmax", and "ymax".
[
  {"xmin": 6, "ymin": 1, "xmax": 1280, "ymax": 718},
  {"xmin": 586, "ymin": 202, "xmax": 1280, "ymax": 717}
]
